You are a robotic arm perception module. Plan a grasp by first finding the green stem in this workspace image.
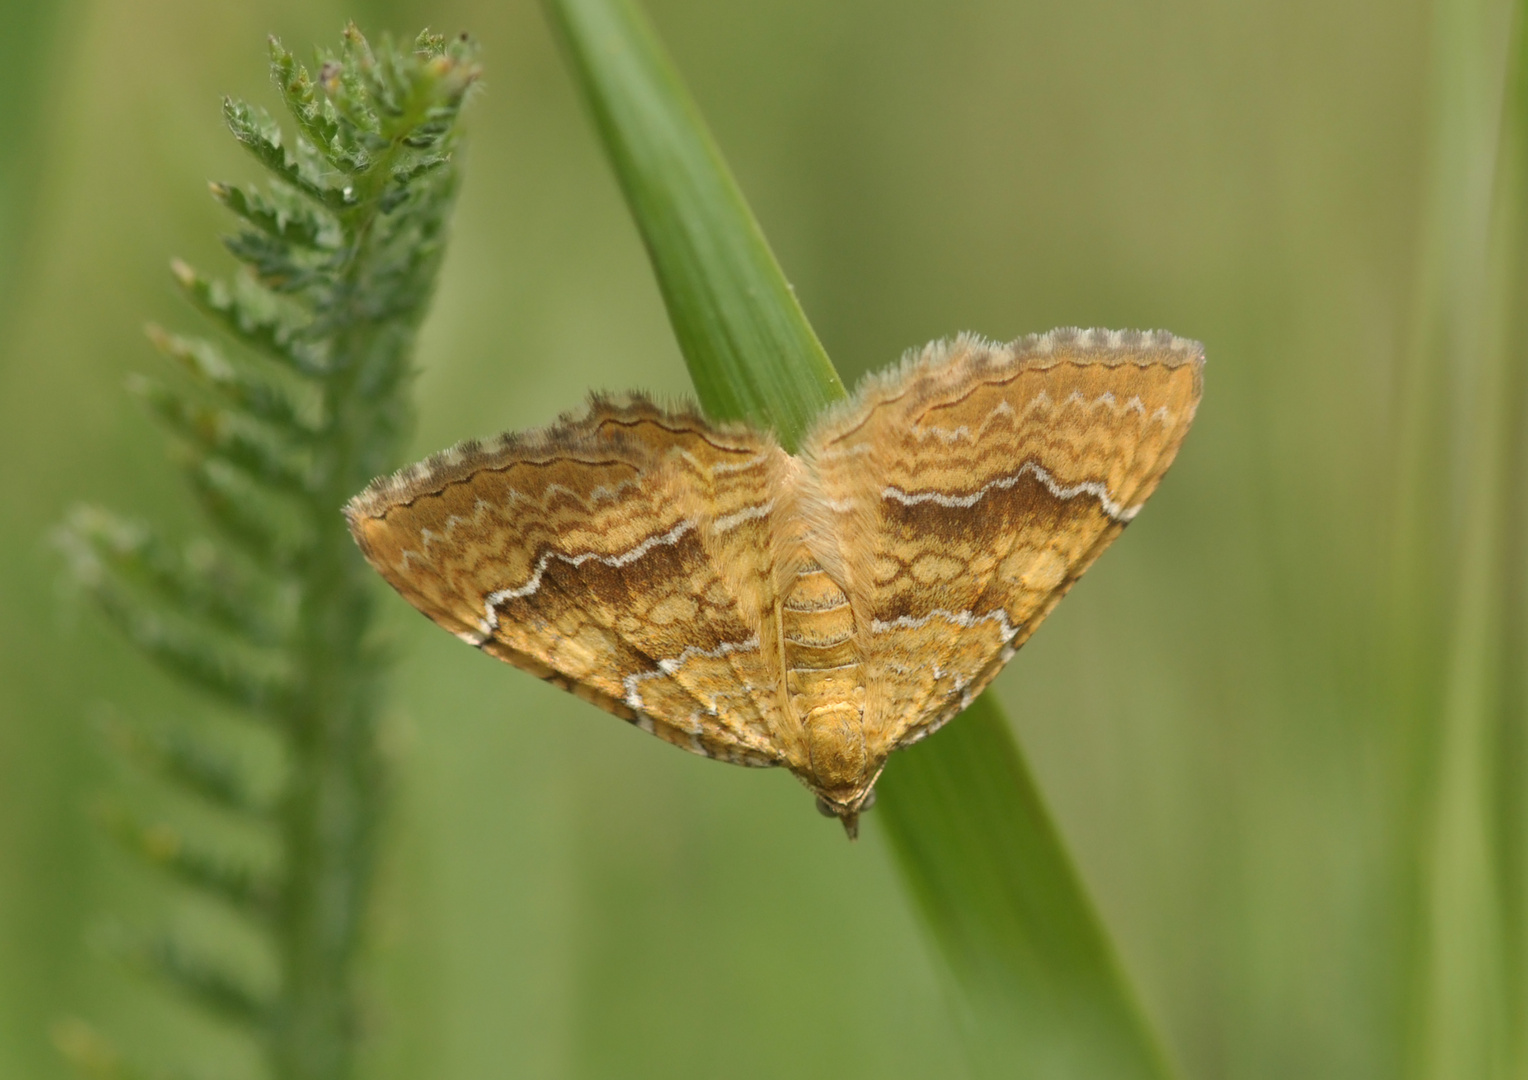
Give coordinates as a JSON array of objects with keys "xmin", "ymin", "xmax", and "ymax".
[
  {"xmin": 273, "ymin": 105, "xmax": 459, "ymax": 1078},
  {"xmin": 243, "ymin": 34, "xmax": 472, "ymax": 1079},
  {"xmin": 272, "ymin": 300, "xmax": 390, "ymax": 1078}
]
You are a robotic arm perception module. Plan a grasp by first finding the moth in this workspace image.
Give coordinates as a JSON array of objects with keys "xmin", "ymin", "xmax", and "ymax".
[{"xmin": 347, "ymin": 328, "xmax": 1203, "ymax": 836}]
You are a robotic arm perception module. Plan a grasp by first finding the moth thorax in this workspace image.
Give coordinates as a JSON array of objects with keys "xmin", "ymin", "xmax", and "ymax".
[{"xmin": 803, "ymin": 702, "xmax": 868, "ymax": 795}]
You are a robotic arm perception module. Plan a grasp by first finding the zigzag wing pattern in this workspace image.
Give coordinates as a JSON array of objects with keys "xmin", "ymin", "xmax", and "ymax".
[
  {"xmin": 346, "ymin": 396, "xmax": 788, "ymax": 767},
  {"xmin": 347, "ymin": 328, "xmax": 1204, "ymax": 830},
  {"xmin": 803, "ymin": 329, "xmax": 1203, "ymax": 757}
]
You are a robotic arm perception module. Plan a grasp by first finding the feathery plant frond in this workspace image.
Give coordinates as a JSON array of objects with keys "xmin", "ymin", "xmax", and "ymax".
[{"xmin": 57, "ymin": 26, "xmax": 478, "ymax": 1080}]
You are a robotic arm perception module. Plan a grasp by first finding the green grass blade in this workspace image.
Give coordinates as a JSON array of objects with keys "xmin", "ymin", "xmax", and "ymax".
[
  {"xmin": 879, "ymin": 697, "xmax": 1173, "ymax": 1077},
  {"xmin": 1502, "ymin": 5, "xmax": 1528, "ymax": 1062},
  {"xmin": 546, "ymin": 2, "xmax": 1174, "ymax": 1075},
  {"xmin": 1403, "ymin": 1, "xmax": 1525, "ymax": 1077},
  {"xmin": 543, "ymin": 0, "xmax": 842, "ymax": 451}
]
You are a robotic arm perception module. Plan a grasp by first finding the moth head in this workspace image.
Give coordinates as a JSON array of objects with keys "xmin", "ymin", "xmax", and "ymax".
[
  {"xmin": 813, "ymin": 784, "xmax": 877, "ymax": 840},
  {"xmin": 800, "ymin": 703, "xmax": 883, "ymax": 838}
]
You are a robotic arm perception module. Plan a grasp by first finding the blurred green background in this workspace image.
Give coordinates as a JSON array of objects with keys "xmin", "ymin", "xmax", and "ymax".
[{"xmin": 0, "ymin": 0, "xmax": 1455, "ymax": 1077}]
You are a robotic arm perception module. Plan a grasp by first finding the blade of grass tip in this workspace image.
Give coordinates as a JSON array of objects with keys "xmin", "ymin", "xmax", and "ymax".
[{"xmin": 545, "ymin": 1, "xmax": 1175, "ymax": 1076}]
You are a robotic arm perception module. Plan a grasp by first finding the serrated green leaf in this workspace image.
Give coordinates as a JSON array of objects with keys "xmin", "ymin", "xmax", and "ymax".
[
  {"xmin": 169, "ymin": 262, "xmax": 325, "ymax": 378},
  {"xmin": 377, "ymin": 168, "xmax": 444, "ymax": 215},
  {"xmin": 131, "ymin": 375, "xmax": 312, "ymax": 493},
  {"xmin": 220, "ymin": 228, "xmax": 333, "ymax": 295},
  {"xmin": 60, "ymin": 507, "xmax": 290, "ymax": 648},
  {"xmin": 364, "ymin": 51, "xmax": 408, "ymax": 122},
  {"xmin": 209, "ymin": 181, "xmax": 335, "ymax": 250},
  {"xmin": 82, "ymin": 578, "xmax": 292, "ymax": 716},
  {"xmin": 101, "ymin": 713, "xmax": 273, "ymax": 818},
  {"xmin": 223, "ymin": 98, "xmax": 351, "ymax": 211},
  {"xmin": 320, "ymin": 30, "xmax": 383, "ymax": 141},
  {"xmin": 268, "ymin": 38, "xmax": 353, "ymax": 173},
  {"xmin": 124, "ymin": 934, "xmax": 271, "ymax": 1028},
  {"xmin": 146, "ymin": 322, "xmax": 314, "ymax": 436},
  {"xmin": 186, "ymin": 460, "xmax": 306, "ymax": 571},
  {"xmin": 98, "ymin": 805, "xmax": 277, "ymax": 920},
  {"xmin": 389, "ymin": 153, "xmax": 448, "ymax": 189},
  {"xmin": 414, "ymin": 29, "xmax": 447, "ymax": 56}
]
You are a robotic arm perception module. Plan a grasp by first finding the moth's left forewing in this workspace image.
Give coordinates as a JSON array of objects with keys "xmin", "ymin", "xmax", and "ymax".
[
  {"xmin": 345, "ymin": 398, "xmax": 790, "ymax": 768},
  {"xmin": 805, "ymin": 330, "xmax": 1203, "ymax": 753}
]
